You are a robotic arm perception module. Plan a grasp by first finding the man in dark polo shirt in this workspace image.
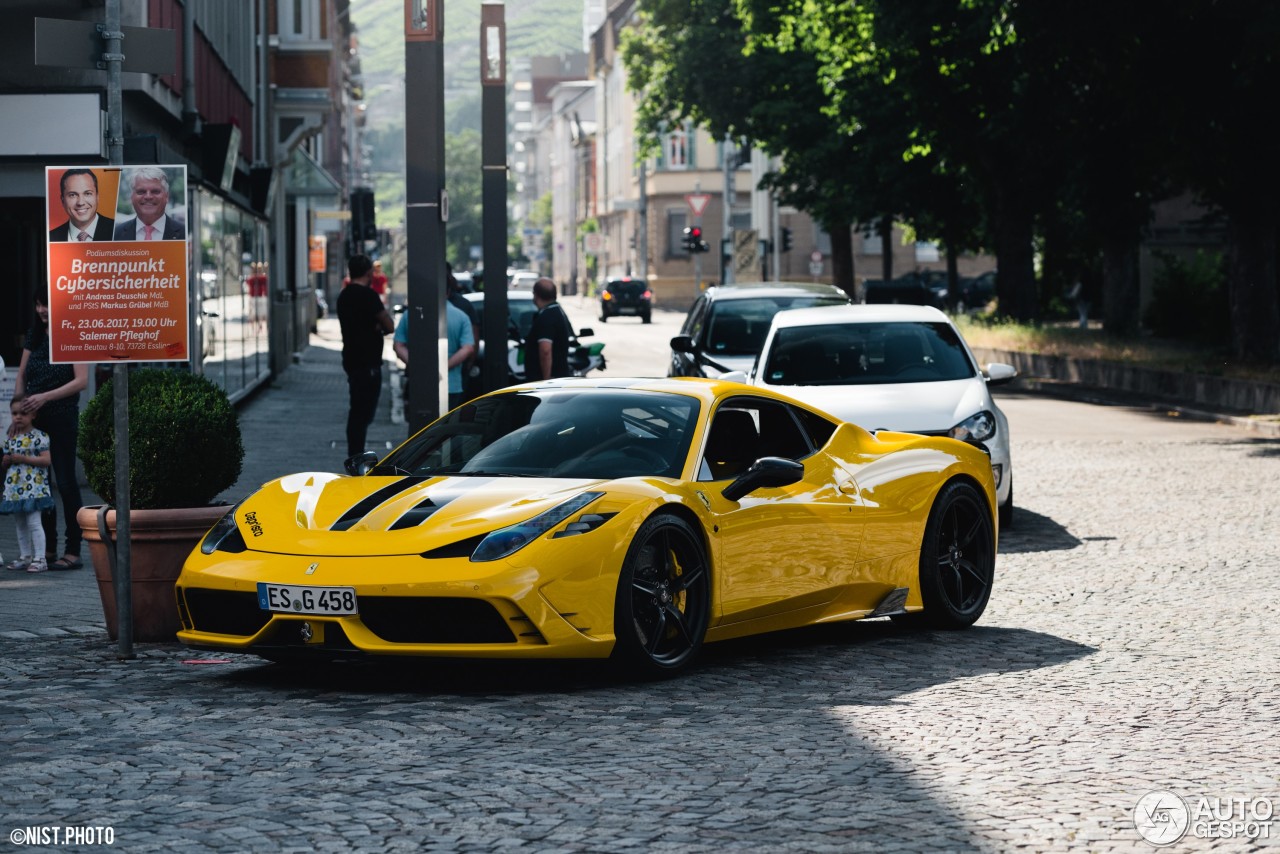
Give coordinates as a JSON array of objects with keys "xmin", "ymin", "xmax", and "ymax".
[
  {"xmin": 337, "ymin": 254, "xmax": 394, "ymax": 457},
  {"xmin": 523, "ymin": 278, "xmax": 571, "ymax": 382}
]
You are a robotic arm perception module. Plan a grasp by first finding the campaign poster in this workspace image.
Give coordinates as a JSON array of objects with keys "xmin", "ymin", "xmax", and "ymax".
[{"xmin": 45, "ymin": 165, "xmax": 190, "ymax": 363}]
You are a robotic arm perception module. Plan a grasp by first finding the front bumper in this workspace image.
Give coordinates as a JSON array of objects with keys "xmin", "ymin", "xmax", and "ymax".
[{"xmin": 176, "ymin": 550, "xmax": 619, "ymax": 660}]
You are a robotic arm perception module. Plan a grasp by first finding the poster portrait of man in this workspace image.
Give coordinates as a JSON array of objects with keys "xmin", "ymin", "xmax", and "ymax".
[{"xmin": 114, "ymin": 166, "xmax": 187, "ymax": 241}]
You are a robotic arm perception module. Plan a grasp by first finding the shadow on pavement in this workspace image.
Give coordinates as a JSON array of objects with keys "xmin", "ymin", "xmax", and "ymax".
[{"xmin": 998, "ymin": 506, "xmax": 1082, "ymax": 554}]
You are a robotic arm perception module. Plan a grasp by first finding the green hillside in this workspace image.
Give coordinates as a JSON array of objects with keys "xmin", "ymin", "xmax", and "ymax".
[{"xmin": 351, "ymin": 0, "xmax": 585, "ymax": 227}]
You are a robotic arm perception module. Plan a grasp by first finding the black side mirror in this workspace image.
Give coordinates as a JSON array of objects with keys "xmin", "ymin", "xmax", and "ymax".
[
  {"xmin": 344, "ymin": 451, "xmax": 380, "ymax": 476},
  {"xmin": 722, "ymin": 457, "xmax": 804, "ymax": 503},
  {"xmin": 577, "ymin": 327, "xmax": 595, "ymax": 338},
  {"xmin": 670, "ymin": 334, "xmax": 697, "ymax": 354}
]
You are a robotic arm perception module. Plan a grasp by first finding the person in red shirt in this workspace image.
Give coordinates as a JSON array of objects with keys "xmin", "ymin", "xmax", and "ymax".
[{"xmin": 370, "ymin": 260, "xmax": 389, "ymax": 306}]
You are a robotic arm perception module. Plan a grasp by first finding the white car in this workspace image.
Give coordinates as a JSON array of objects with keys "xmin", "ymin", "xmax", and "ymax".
[
  {"xmin": 749, "ymin": 304, "xmax": 1017, "ymax": 527},
  {"xmin": 509, "ymin": 271, "xmax": 540, "ymax": 291}
]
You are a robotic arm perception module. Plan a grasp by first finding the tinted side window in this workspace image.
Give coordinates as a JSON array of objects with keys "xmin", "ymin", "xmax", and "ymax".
[
  {"xmin": 795, "ymin": 408, "xmax": 838, "ymax": 449},
  {"xmin": 681, "ymin": 296, "xmax": 708, "ymax": 337}
]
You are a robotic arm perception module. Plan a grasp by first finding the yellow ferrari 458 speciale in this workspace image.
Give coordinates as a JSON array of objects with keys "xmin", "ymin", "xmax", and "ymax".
[{"xmin": 177, "ymin": 377, "xmax": 999, "ymax": 677}]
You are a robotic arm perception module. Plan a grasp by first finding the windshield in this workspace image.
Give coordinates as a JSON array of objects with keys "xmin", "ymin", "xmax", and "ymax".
[
  {"xmin": 763, "ymin": 321, "xmax": 977, "ymax": 385},
  {"xmin": 371, "ymin": 389, "xmax": 700, "ymax": 479},
  {"xmin": 704, "ymin": 296, "xmax": 848, "ymax": 356},
  {"xmin": 466, "ymin": 295, "xmax": 539, "ymax": 340}
]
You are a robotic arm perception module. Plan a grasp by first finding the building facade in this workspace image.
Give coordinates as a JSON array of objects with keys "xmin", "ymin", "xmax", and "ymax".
[{"xmin": 0, "ymin": 0, "xmax": 360, "ymax": 403}]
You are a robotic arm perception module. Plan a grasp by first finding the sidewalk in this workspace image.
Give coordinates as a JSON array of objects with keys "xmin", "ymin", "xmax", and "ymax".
[{"xmin": 0, "ymin": 317, "xmax": 408, "ymax": 638}]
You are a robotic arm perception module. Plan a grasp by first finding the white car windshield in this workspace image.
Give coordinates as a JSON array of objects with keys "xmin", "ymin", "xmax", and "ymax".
[{"xmin": 763, "ymin": 321, "xmax": 977, "ymax": 385}]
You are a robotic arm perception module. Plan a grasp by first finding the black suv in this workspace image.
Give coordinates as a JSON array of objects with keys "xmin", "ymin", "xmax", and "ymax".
[{"xmin": 599, "ymin": 277, "xmax": 652, "ymax": 323}]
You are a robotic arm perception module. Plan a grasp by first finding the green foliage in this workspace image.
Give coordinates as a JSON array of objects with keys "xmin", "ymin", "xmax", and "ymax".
[
  {"xmin": 79, "ymin": 369, "xmax": 244, "ymax": 510},
  {"xmin": 1144, "ymin": 251, "xmax": 1230, "ymax": 345}
]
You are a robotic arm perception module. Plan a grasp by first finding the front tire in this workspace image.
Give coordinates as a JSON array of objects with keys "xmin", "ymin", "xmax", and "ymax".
[
  {"xmin": 611, "ymin": 513, "xmax": 710, "ymax": 678},
  {"xmin": 915, "ymin": 480, "xmax": 995, "ymax": 629}
]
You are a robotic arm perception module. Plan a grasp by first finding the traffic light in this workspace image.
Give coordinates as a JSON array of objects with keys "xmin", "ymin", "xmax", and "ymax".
[
  {"xmin": 781, "ymin": 227, "xmax": 794, "ymax": 253},
  {"xmin": 683, "ymin": 226, "xmax": 709, "ymax": 253},
  {"xmin": 350, "ymin": 188, "xmax": 377, "ymax": 243}
]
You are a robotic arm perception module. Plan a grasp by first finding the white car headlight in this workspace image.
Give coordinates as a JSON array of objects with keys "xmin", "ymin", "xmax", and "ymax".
[
  {"xmin": 471, "ymin": 492, "xmax": 604, "ymax": 562},
  {"xmin": 949, "ymin": 410, "xmax": 996, "ymax": 443}
]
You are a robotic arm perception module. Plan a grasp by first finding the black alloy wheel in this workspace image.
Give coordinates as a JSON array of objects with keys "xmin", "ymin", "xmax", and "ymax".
[
  {"xmin": 611, "ymin": 513, "xmax": 710, "ymax": 677},
  {"xmin": 912, "ymin": 480, "xmax": 995, "ymax": 629}
]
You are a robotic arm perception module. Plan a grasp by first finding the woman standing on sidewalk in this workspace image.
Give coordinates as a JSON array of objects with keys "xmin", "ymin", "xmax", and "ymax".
[{"xmin": 11, "ymin": 292, "xmax": 87, "ymax": 571}]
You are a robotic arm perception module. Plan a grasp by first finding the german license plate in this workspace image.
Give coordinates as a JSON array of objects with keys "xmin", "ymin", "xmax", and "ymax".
[{"xmin": 257, "ymin": 583, "xmax": 357, "ymax": 615}]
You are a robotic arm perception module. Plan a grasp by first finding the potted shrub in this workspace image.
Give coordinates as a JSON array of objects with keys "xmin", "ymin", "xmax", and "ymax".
[{"xmin": 77, "ymin": 368, "xmax": 244, "ymax": 641}]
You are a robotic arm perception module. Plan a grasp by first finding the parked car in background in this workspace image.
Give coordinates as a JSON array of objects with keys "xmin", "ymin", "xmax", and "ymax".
[
  {"xmin": 599, "ymin": 277, "xmax": 652, "ymax": 323},
  {"xmin": 956, "ymin": 270, "xmax": 997, "ymax": 312},
  {"xmin": 669, "ymin": 282, "xmax": 851, "ymax": 378},
  {"xmin": 462, "ymin": 291, "xmax": 604, "ymax": 398},
  {"xmin": 862, "ymin": 272, "xmax": 946, "ymax": 310},
  {"xmin": 509, "ymin": 270, "xmax": 539, "ymax": 291},
  {"xmin": 749, "ymin": 303, "xmax": 1018, "ymax": 527},
  {"xmin": 453, "ymin": 270, "xmax": 475, "ymax": 293}
]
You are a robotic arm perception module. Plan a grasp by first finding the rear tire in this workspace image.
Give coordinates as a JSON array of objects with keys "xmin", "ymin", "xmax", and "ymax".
[
  {"xmin": 915, "ymin": 480, "xmax": 995, "ymax": 629},
  {"xmin": 611, "ymin": 513, "xmax": 710, "ymax": 678},
  {"xmin": 642, "ymin": 312, "xmax": 652, "ymax": 324}
]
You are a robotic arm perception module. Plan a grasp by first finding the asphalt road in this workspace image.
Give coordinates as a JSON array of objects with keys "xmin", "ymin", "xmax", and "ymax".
[{"xmin": 3, "ymin": 309, "xmax": 1278, "ymax": 852}]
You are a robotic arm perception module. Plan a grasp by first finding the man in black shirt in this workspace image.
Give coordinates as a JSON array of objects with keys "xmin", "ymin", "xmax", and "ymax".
[
  {"xmin": 523, "ymin": 278, "xmax": 571, "ymax": 381},
  {"xmin": 337, "ymin": 254, "xmax": 394, "ymax": 457}
]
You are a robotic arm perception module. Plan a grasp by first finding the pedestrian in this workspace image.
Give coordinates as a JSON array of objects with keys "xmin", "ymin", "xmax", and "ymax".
[
  {"xmin": 445, "ymin": 263, "xmax": 480, "ymax": 392},
  {"xmin": 336, "ymin": 254, "xmax": 394, "ymax": 458},
  {"xmin": 523, "ymin": 278, "xmax": 571, "ymax": 382},
  {"xmin": 2, "ymin": 396, "xmax": 55, "ymax": 573},
  {"xmin": 12, "ymin": 291, "xmax": 87, "ymax": 571},
  {"xmin": 1067, "ymin": 279, "xmax": 1090, "ymax": 329},
  {"xmin": 370, "ymin": 260, "xmax": 389, "ymax": 306},
  {"xmin": 393, "ymin": 292, "xmax": 476, "ymax": 412}
]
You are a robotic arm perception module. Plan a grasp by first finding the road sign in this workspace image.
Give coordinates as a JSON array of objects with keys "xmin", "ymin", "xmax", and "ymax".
[
  {"xmin": 686, "ymin": 193, "xmax": 711, "ymax": 218},
  {"xmin": 809, "ymin": 260, "xmax": 824, "ymax": 276},
  {"xmin": 733, "ymin": 229, "xmax": 760, "ymax": 282},
  {"xmin": 583, "ymin": 232, "xmax": 603, "ymax": 256},
  {"xmin": 35, "ymin": 18, "xmax": 175, "ymax": 75},
  {"xmin": 810, "ymin": 250, "xmax": 823, "ymax": 263}
]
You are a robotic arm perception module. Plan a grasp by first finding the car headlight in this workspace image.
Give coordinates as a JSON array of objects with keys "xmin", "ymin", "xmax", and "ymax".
[
  {"xmin": 200, "ymin": 501, "xmax": 247, "ymax": 555},
  {"xmin": 470, "ymin": 492, "xmax": 604, "ymax": 562},
  {"xmin": 949, "ymin": 410, "xmax": 996, "ymax": 443}
]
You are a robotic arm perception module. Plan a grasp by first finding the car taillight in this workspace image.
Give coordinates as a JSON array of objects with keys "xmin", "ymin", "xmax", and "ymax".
[
  {"xmin": 642, "ymin": 290, "xmax": 652, "ymax": 299},
  {"xmin": 602, "ymin": 291, "xmax": 612, "ymax": 301}
]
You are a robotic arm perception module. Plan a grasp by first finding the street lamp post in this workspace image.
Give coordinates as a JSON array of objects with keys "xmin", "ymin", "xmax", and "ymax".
[
  {"xmin": 481, "ymin": 4, "xmax": 509, "ymax": 393},
  {"xmin": 404, "ymin": 0, "xmax": 448, "ymax": 431}
]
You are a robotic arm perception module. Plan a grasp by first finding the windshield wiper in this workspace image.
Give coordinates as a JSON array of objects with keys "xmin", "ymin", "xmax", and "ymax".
[{"xmin": 451, "ymin": 470, "xmax": 543, "ymax": 478}]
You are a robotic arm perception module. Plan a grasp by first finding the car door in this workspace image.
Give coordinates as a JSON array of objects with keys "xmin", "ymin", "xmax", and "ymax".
[{"xmin": 697, "ymin": 396, "xmax": 864, "ymax": 626}]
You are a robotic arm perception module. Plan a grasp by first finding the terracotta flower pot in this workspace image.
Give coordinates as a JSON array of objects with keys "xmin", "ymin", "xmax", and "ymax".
[{"xmin": 78, "ymin": 504, "xmax": 229, "ymax": 642}]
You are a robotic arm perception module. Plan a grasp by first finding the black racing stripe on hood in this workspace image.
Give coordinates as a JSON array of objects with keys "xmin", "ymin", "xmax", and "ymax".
[
  {"xmin": 331, "ymin": 477, "xmax": 430, "ymax": 531},
  {"xmin": 386, "ymin": 479, "xmax": 495, "ymax": 531}
]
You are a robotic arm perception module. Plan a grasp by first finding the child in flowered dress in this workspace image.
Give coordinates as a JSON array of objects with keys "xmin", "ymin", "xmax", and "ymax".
[{"xmin": 2, "ymin": 396, "xmax": 55, "ymax": 573}]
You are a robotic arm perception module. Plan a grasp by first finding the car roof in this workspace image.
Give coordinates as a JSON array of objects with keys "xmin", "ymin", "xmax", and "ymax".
[
  {"xmin": 769, "ymin": 303, "xmax": 950, "ymax": 328},
  {"xmin": 702, "ymin": 282, "xmax": 850, "ymax": 302},
  {"xmin": 464, "ymin": 291, "xmax": 535, "ymax": 302}
]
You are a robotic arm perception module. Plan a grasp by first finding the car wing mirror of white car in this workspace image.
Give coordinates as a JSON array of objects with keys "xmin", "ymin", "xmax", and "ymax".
[{"xmin": 984, "ymin": 362, "xmax": 1018, "ymax": 385}]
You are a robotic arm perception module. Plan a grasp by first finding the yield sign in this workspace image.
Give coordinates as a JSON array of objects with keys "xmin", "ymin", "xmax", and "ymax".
[{"xmin": 685, "ymin": 193, "xmax": 711, "ymax": 218}]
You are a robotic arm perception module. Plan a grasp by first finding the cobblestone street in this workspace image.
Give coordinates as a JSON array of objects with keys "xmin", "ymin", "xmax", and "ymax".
[{"xmin": 2, "ymin": 333, "xmax": 1278, "ymax": 851}]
